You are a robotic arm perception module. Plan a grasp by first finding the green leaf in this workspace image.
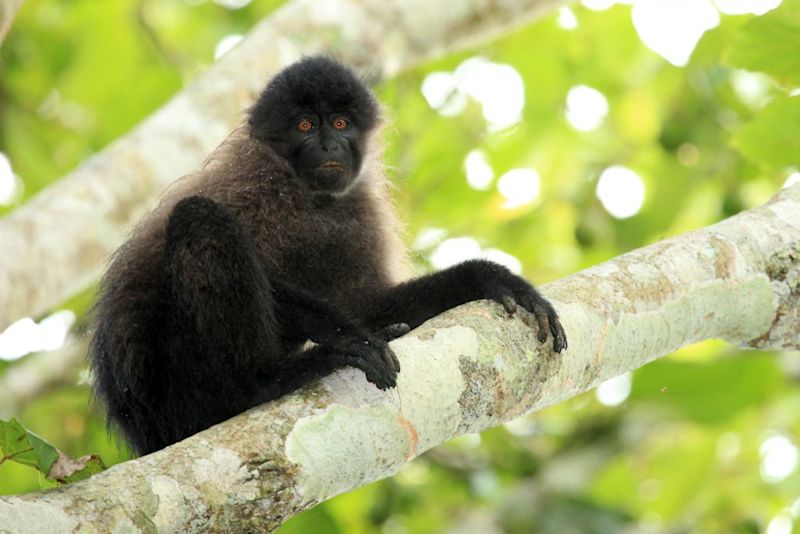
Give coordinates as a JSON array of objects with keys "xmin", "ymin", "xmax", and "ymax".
[
  {"xmin": 0, "ymin": 418, "xmax": 105, "ymax": 484},
  {"xmin": 1, "ymin": 419, "xmax": 59, "ymax": 474},
  {"xmin": 0, "ymin": 419, "xmax": 40, "ymax": 469},
  {"xmin": 731, "ymin": 96, "xmax": 800, "ymax": 169},
  {"xmin": 50, "ymin": 453, "xmax": 107, "ymax": 484},
  {"xmin": 27, "ymin": 430, "xmax": 60, "ymax": 475},
  {"xmin": 727, "ymin": 0, "xmax": 800, "ymax": 87}
]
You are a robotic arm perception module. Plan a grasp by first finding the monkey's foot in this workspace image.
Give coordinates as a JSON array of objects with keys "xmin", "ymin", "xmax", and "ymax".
[{"xmin": 324, "ymin": 334, "xmax": 400, "ymax": 389}]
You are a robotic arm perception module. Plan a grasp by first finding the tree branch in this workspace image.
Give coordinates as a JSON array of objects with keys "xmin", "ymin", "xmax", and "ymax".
[
  {"xmin": 0, "ymin": 0, "xmax": 568, "ymax": 332},
  {"xmin": 0, "ymin": 0, "xmax": 24, "ymax": 46},
  {"xmin": 1, "ymin": 184, "xmax": 797, "ymax": 532},
  {"xmin": 0, "ymin": 335, "xmax": 87, "ymax": 419}
]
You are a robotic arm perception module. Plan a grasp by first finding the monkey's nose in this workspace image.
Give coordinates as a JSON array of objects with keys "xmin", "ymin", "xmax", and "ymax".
[{"xmin": 321, "ymin": 143, "xmax": 345, "ymax": 157}]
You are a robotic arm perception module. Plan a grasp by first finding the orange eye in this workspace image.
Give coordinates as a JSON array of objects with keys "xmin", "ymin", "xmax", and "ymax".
[
  {"xmin": 332, "ymin": 117, "xmax": 349, "ymax": 130},
  {"xmin": 297, "ymin": 119, "xmax": 314, "ymax": 132}
]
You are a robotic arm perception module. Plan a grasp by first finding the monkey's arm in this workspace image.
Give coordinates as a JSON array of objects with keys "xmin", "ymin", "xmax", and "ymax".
[
  {"xmin": 367, "ymin": 259, "xmax": 567, "ymax": 353},
  {"xmin": 273, "ymin": 280, "xmax": 409, "ymax": 344},
  {"xmin": 273, "ymin": 280, "xmax": 356, "ymax": 344}
]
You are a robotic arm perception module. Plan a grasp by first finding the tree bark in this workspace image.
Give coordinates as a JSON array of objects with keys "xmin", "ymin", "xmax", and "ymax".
[
  {"xmin": 0, "ymin": 0, "xmax": 567, "ymax": 332},
  {"xmin": 1, "ymin": 184, "xmax": 797, "ymax": 533}
]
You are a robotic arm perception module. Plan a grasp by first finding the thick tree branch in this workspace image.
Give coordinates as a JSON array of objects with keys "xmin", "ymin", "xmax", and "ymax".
[
  {"xmin": 1, "ymin": 184, "xmax": 797, "ymax": 532},
  {"xmin": 0, "ymin": 335, "xmax": 87, "ymax": 418},
  {"xmin": 0, "ymin": 0, "xmax": 24, "ymax": 46},
  {"xmin": 0, "ymin": 0, "xmax": 567, "ymax": 332}
]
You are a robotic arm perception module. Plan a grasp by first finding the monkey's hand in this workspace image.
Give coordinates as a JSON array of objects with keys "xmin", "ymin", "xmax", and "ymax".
[
  {"xmin": 323, "ymin": 326, "xmax": 405, "ymax": 389},
  {"xmin": 475, "ymin": 262, "xmax": 567, "ymax": 353},
  {"xmin": 375, "ymin": 322, "xmax": 411, "ymax": 341}
]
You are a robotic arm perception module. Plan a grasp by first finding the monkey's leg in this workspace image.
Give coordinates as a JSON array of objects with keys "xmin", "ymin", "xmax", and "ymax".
[
  {"xmin": 159, "ymin": 196, "xmax": 288, "ymax": 442},
  {"xmin": 367, "ymin": 259, "xmax": 567, "ymax": 352},
  {"xmin": 164, "ymin": 195, "xmax": 282, "ymax": 363}
]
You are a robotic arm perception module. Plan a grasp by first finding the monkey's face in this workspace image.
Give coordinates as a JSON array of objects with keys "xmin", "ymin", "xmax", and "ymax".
[
  {"xmin": 284, "ymin": 113, "xmax": 364, "ymax": 193},
  {"xmin": 248, "ymin": 57, "xmax": 380, "ymax": 195}
]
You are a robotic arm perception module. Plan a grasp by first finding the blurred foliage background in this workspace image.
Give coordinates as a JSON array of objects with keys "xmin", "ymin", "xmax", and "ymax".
[{"xmin": 1, "ymin": 0, "xmax": 799, "ymax": 532}]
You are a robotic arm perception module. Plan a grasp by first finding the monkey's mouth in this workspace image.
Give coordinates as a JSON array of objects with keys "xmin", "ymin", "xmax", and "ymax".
[{"xmin": 319, "ymin": 161, "xmax": 346, "ymax": 171}]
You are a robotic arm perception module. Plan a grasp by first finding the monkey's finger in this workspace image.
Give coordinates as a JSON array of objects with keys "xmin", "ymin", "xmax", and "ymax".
[
  {"xmin": 384, "ymin": 345, "xmax": 401, "ymax": 373},
  {"xmin": 376, "ymin": 373, "xmax": 398, "ymax": 390},
  {"xmin": 532, "ymin": 303, "xmax": 549, "ymax": 344},
  {"xmin": 548, "ymin": 313, "xmax": 559, "ymax": 339},
  {"xmin": 556, "ymin": 328, "xmax": 567, "ymax": 353},
  {"xmin": 338, "ymin": 352, "xmax": 373, "ymax": 382},
  {"xmin": 378, "ymin": 323, "xmax": 410, "ymax": 341},
  {"xmin": 346, "ymin": 352, "xmax": 394, "ymax": 389},
  {"xmin": 373, "ymin": 355, "xmax": 398, "ymax": 389},
  {"xmin": 391, "ymin": 322, "xmax": 411, "ymax": 338},
  {"xmin": 553, "ymin": 318, "xmax": 568, "ymax": 353},
  {"xmin": 548, "ymin": 309, "xmax": 567, "ymax": 353},
  {"xmin": 521, "ymin": 292, "xmax": 537, "ymax": 315},
  {"xmin": 501, "ymin": 295, "xmax": 517, "ymax": 314}
]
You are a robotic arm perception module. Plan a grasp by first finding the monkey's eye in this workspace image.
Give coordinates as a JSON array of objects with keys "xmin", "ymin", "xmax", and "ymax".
[
  {"xmin": 332, "ymin": 117, "xmax": 349, "ymax": 130},
  {"xmin": 297, "ymin": 119, "xmax": 315, "ymax": 133}
]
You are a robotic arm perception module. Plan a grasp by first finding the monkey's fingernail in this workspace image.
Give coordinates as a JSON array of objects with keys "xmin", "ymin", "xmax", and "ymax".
[{"xmin": 385, "ymin": 348, "xmax": 400, "ymax": 372}]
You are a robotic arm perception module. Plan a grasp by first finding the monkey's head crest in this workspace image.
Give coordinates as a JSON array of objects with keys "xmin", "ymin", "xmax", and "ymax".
[
  {"xmin": 248, "ymin": 56, "xmax": 380, "ymax": 193},
  {"xmin": 249, "ymin": 57, "xmax": 379, "ymax": 137}
]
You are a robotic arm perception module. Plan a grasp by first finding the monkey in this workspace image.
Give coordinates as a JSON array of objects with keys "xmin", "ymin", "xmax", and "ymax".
[{"xmin": 89, "ymin": 56, "xmax": 567, "ymax": 456}]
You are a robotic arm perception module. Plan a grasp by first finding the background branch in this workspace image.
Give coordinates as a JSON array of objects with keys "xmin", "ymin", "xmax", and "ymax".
[
  {"xmin": 0, "ymin": 335, "xmax": 87, "ymax": 419},
  {"xmin": 0, "ymin": 0, "xmax": 24, "ymax": 46}
]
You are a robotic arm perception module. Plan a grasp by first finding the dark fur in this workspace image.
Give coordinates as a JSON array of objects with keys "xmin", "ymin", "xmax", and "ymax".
[{"xmin": 90, "ymin": 56, "xmax": 566, "ymax": 456}]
